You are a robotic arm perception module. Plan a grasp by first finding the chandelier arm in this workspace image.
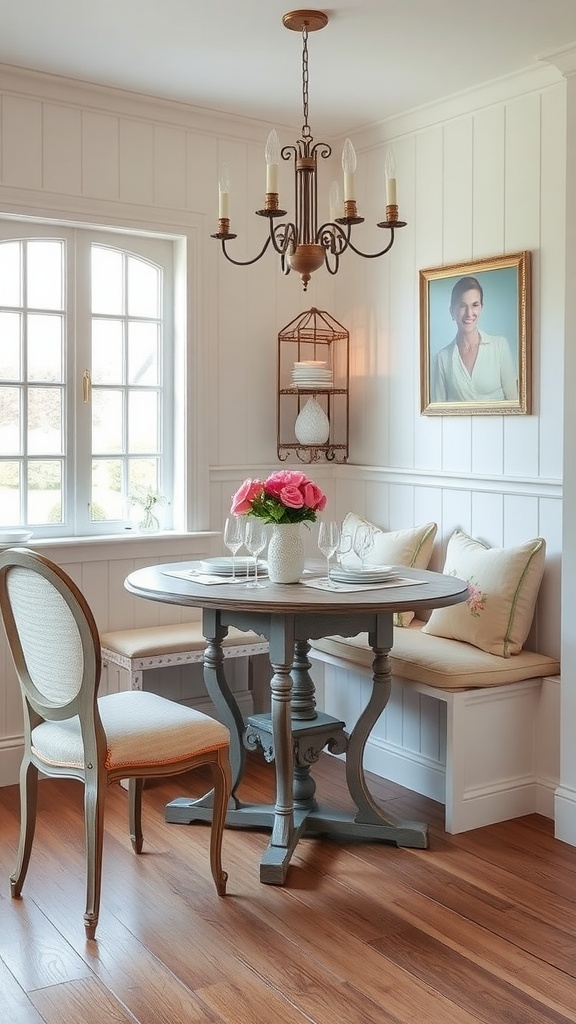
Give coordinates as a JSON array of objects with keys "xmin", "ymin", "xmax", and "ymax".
[
  {"xmin": 318, "ymin": 222, "xmax": 350, "ymax": 255},
  {"xmin": 219, "ymin": 236, "xmax": 273, "ymax": 267},
  {"xmin": 270, "ymin": 221, "xmax": 298, "ymax": 256},
  {"xmin": 343, "ymin": 228, "xmax": 397, "ymax": 260}
]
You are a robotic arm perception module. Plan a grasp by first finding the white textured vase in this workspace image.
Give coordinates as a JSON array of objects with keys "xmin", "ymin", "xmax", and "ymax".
[
  {"xmin": 294, "ymin": 397, "xmax": 330, "ymax": 445},
  {"xmin": 267, "ymin": 523, "xmax": 305, "ymax": 584}
]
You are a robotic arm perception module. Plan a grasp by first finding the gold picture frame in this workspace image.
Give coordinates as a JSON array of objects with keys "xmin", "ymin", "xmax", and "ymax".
[{"xmin": 419, "ymin": 251, "xmax": 531, "ymax": 415}]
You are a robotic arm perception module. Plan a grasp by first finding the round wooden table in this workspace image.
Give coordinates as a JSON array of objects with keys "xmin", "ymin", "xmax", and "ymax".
[{"xmin": 125, "ymin": 562, "xmax": 468, "ymax": 882}]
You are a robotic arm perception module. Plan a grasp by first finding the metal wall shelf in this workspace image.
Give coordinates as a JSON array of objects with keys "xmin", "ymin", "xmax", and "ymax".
[{"xmin": 277, "ymin": 309, "xmax": 349, "ymax": 464}]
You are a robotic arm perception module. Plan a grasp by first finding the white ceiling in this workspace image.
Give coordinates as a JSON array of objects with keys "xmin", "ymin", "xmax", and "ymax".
[{"xmin": 1, "ymin": 1, "xmax": 576, "ymax": 136}]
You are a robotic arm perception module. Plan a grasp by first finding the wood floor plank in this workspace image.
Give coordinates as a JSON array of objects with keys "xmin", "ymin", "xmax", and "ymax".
[
  {"xmin": 2, "ymin": 753, "xmax": 576, "ymax": 1024},
  {"xmin": 0, "ymin": 956, "xmax": 47, "ymax": 1024},
  {"xmin": 30, "ymin": 977, "xmax": 142, "ymax": 1024}
]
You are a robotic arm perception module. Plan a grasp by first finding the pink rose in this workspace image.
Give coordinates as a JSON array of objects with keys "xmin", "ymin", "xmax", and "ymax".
[
  {"xmin": 279, "ymin": 484, "xmax": 305, "ymax": 509},
  {"xmin": 230, "ymin": 478, "xmax": 263, "ymax": 515},
  {"xmin": 302, "ymin": 481, "xmax": 326, "ymax": 511},
  {"xmin": 264, "ymin": 470, "xmax": 308, "ymax": 498}
]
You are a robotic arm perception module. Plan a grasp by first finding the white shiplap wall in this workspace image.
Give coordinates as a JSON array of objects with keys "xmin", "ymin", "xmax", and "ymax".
[{"xmin": 0, "ymin": 62, "xmax": 569, "ymax": 837}]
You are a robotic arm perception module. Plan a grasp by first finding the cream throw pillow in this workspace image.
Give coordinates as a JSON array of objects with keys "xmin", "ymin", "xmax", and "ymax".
[
  {"xmin": 421, "ymin": 530, "xmax": 546, "ymax": 658},
  {"xmin": 340, "ymin": 513, "xmax": 437, "ymax": 626}
]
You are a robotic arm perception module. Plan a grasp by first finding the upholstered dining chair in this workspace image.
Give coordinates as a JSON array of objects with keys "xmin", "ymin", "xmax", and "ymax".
[{"xmin": 0, "ymin": 547, "xmax": 231, "ymax": 940}]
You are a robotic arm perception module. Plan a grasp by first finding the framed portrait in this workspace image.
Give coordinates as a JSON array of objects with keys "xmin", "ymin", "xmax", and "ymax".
[{"xmin": 419, "ymin": 251, "xmax": 531, "ymax": 416}]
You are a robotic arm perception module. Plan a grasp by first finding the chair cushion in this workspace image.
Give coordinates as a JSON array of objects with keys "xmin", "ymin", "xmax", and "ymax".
[
  {"xmin": 31, "ymin": 691, "xmax": 230, "ymax": 771},
  {"xmin": 340, "ymin": 514, "xmax": 437, "ymax": 626},
  {"xmin": 421, "ymin": 530, "xmax": 546, "ymax": 657},
  {"xmin": 310, "ymin": 620, "xmax": 560, "ymax": 691},
  {"xmin": 100, "ymin": 622, "xmax": 266, "ymax": 659}
]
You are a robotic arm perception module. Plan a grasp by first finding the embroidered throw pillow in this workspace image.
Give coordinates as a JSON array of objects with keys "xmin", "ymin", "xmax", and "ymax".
[
  {"xmin": 421, "ymin": 530, "xmax": 546, "ymax": 658},
  {"xmin": 340, "ymin": 513, "xmax": 437, "ymax": 626}
]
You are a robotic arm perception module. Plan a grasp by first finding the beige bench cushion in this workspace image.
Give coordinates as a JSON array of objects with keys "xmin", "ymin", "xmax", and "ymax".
[
  {"xmin": 310, "ymin": 619, "xmax": 560, "ymax": 691},
  {"xmin": 100, "ymin": 622, "xmax": 266, "ymax": 659}
]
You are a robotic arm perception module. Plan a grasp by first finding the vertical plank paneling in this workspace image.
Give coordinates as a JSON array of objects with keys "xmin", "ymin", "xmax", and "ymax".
[
  {"xmin": 43, "ymin": 104, "xmax": 82, "ymax": 195},
  {"xmin": 119, "ymin": 119, "xmax": 154, "ymax": 205},
  {"xmin": 81, "ymin": 111, "xmax": 119, "ymax": 199},
  {"xmin": 503, "ymin": 493, "xmax": 540, "ymax": 546},
  {"xmin": 538, "ymin": 84, "xmax": 566, "ymax": 481},
  {"xmin": 153, "ymin": 125, "xmax": 186, "ymax": 208},
  {"xmin": 470, "ymin": 491, "xmax": 504, "ymax": 545},
  {"xmin": 1, "ymin": 96, "xmax": 43, "ymax": 188},
  {"xmin": 388, "ymin": 137, "xmax": 415, "ymax": 470},
  {"xmin": 472, "ymin": 105, "xmax": 505, "ymax": 256},
  {"xmin": 502, "ymin": 94, "xmax": 542, "ymax": 479},
  {"xmin": 442, "ymin": 117, "xmax": 473, "ymax": 262},
  {"xmin": 414, "ymin": 128, "xmax": 444, "ymax": 472}
]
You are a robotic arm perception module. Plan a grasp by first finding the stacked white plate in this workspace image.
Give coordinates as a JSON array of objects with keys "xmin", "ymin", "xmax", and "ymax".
[
  {"xmin": 0, "ymin": 529, "xmax": 33, "ymax": 545},
  {"xmin": 329, "ymin": 565, "xmax": 400, "ymax": 585},
  {"xmin": 200, "ymin": 557, "xmax": 267, "ymax": 577},
  {"xmin": 291, "ymin": 360, "xmax": 333, "ymax": 389}
]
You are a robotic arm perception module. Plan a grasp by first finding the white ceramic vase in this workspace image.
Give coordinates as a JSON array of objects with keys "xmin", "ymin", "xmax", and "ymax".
[
  {"xmin": 267, "ymin": 523, "xmax": 305, "ymax": 584},
  {"xmin": 294, "ymin": 397, "xmax": 330, "ymax": 445}
]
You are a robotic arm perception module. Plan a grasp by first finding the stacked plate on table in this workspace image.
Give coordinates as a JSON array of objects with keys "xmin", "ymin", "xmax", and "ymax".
[
  {"xmin": 329, "ymin": 565, "xmax": 400, "ymax": 585},
  {"xmin": 291, "ymin": 360, "xmax": 333, "ymax": 389},
  {"xmin": 200, "ymin": 557, "xmax": 267, "ymax": 578}
]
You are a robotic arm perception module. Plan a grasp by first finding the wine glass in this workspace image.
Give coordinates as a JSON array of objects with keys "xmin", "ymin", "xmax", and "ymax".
[
  {"xmin": 318, "ymin": 521, "xmax": 341, "ymax": 587},
  {"xmin": 223, "ymin": 516, "xmax": 245, "ymax": 581},
  {"xmin": 244, "ymin": 519, "xmax": 267, "ymax": 589},
  {"xmin": 337, "ymin": 531, "xmax": 353, "ymax": 568},
  {"xmin": 353, "ymin": 523, "xmax": 375, "ymax": 569}
]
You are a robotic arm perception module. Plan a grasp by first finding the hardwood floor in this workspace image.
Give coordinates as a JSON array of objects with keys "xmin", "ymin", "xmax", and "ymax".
[{"xmin": 1, "ymin": 753, "xmax": 576, "ymax": 1024}]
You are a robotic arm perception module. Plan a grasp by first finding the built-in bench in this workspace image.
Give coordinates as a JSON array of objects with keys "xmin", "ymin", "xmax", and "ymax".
[
  {"xmin": 100, "ymin": 622, "xmax": 270, "ymax": 693},
  {"xmin": 309, "ymin": 620, "xmax": 560, "ymax": 834}
]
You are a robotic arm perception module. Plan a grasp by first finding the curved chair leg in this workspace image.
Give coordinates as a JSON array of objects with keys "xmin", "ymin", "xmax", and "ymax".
[
  {"xmin": 208, "ymin": 749, "xmax": 232, "ymax": 896},
  {"xmin": 10, "ymin": 758, "xmax": 38, "ymax": 898},
  {"xmin": 128, "ymin": 777, "xmax": 144, "ymax": 854},
  {"xmin": 83, "ymin": 772, "xmax": 106, "ymax": 940}
]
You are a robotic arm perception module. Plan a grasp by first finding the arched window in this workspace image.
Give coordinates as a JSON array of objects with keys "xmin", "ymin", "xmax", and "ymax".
[{"xmin": 0, "ymin": 225, "xmax": 175, "ymax": 536}]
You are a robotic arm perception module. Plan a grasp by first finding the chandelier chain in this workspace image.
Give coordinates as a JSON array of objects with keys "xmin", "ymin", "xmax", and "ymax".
[{"xmin": 301, "ymin": 26, "xmax": 312, "ymax": 142}]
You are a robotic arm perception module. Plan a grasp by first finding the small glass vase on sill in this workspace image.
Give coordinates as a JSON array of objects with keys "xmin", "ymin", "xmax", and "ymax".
[{"xmin": 130, "ymin": 490, "xmax": 169, "ymax": 534}]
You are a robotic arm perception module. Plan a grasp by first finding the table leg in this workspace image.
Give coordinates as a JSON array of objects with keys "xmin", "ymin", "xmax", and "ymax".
[
  {"xmin": 324, "ymin": 640, "xmax": 428, "ymax": 847},
  {"xmin": 165, "ymin": 612, "xmax": 271, "ymax": 826}
]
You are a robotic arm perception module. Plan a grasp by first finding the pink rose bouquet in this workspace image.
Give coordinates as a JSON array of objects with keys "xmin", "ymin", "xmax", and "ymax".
[{"xmin": 231, "ymin": 470, "xmax": 327, "ymax": 525}]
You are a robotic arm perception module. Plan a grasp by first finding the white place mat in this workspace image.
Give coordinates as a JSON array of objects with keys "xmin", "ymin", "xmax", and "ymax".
[
  {"xmin": 162, "ymin": 569, "xmax": 267, "ymax": 586},
  {"xmin": 302, "ymin": 576, "xmax": 428, "ymax": 593}
]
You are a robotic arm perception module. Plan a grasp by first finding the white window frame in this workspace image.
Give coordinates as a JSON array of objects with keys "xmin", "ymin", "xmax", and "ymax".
[{"xmin": 0, "ymin": 219, "xmax": 180, "ymax": 538}]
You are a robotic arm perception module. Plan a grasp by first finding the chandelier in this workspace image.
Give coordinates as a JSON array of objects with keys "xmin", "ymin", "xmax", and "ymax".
[{"xmin": 211, "ymin": 9, "xmax": 406, "ymax": 291}]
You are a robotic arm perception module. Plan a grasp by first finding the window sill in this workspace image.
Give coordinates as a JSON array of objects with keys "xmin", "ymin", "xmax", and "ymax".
[{"xmin": 23, "ymin": 531, "xmax": 221, "ymax": 565}]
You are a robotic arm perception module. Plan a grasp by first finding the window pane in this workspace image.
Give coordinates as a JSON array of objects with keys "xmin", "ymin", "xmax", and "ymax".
[
  {"xmin": 92, "ymin": 459, "xmax": 123, "ymax": 520},
  {"xmin": 92, "ymin": 389, "xmax": 124, "ymax": 453},
  {"xmin": 128, "ymin": 458, "xmax": 159, "ymax": 498},
  {"xmin": 0, "ymin": 241, "xmax": 21, "ymax": 307},
  {"xmin": 0, "ymin": 312, "xmax": 22, "ymax": 379},
  {"xmin": 128, "ymin": 322, "xmax": 159, "ymax": 385},
  {"xmin": 27, "ymin": 241, "xmax": 63, "ymax": 310},
  {"xmin": 0, "ymin": 387, "xmax": 21, "ymax": 455},
  {"xmin": 0, "ymin": 461, "xmax": 20, "ymax": 525},
  {"xmin": 92, "ymin": 320, "xmax": 124, "ymax": 384},
  {"xmin": 28, "ymin": 387, "xmax": 63, "ymax": 455},
  {"xmin": 27, "ymin": 314, "xmax": 63, "ymax": 382},
  {"xmin": 127, "ymin": 256, "xmax": 160, "ymax": 318},
  {"xmin": 91, "ymin": 246, "xmax": 123, "ymax": 315},
  {"xmin": 28, "ymin": 460, "xmax": 62, "ymax": 525},
  {"xmin": 129, "ymin": 391, "xmax": 159, "ymax": 452}
]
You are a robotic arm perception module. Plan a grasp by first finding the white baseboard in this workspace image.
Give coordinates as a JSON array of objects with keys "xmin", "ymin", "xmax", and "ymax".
[
  {"xmin": 0, "ymin": 736, "xmax": 24, "ymax": 788},
  {"xmin": 554, "ymin": 786, "xmax": 576, "ymax": 845}
]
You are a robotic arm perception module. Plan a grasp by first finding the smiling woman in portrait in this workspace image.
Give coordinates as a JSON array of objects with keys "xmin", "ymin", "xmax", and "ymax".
[{"xmin": 431, "ymin": 276, "xmax": 518, "ymax": 403}]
